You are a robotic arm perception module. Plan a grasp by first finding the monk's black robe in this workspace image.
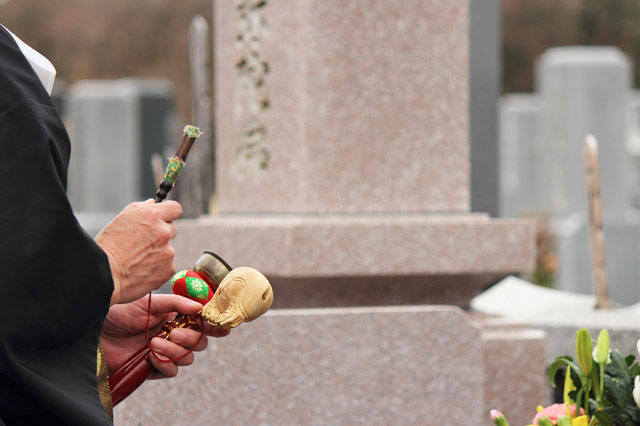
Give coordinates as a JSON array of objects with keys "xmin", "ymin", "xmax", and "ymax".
[{"xmin": 0, "ymin": 26, "xmax": 114, "ymax": 425}]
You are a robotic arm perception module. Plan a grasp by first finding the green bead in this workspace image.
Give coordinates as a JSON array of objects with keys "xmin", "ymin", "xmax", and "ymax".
[
  {"xmin": 185, "ymin": 276, "xmax": 209, "ymax": 300},
  {"xmin": 171, "ymin": 270, "xmax": 188, "ymax": 286}
]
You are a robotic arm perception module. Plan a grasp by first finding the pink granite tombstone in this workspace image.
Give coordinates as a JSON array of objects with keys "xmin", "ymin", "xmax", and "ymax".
[
  {"xmin": 171, "ymin": 0, "xmax": 535, "ymax": 309},
  {"xmin": 214, "ymin": 0, "xmax": 469, "ymax": 214}
]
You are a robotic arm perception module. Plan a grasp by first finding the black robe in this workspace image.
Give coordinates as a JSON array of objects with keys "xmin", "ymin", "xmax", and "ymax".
[{"xmin": 0, "ymin": 26, "xmax": 114, "ymax": 425}]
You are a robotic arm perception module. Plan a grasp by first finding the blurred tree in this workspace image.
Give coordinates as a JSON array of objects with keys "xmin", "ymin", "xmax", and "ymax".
[
  {"xmin": 503, "ymin": 0, "xmax": 640, "ymax": 93},
  {"xmin": 4, "ymin": 1, "xmax": 640, "ymax": 106},
  {"xmin": 0, "ymin": 0, "xmax": 212, "ymax": 123}
]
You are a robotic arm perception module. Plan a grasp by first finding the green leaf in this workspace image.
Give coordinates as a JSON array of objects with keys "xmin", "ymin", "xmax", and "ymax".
[
  {"xmin": 603, "ymin": 375, "xmax": 634, "ymax": 411},
  {"xmin": 607, "ymin": 350, "xmax": 633, "ymax": 382},
  {"xmin": 549, "ymin": 357, "xmax": 587, "ymax": 387},
  {"xmin": 537, "ymin": 416, "xmax": 554, "ymax": 426},
  {"xmin": 564, "ymin": 365, "xmax": 577, "ymax": 404},
  {"xmin": 594, "ymin": 410, "xmax": 615, "ymax": 426}
]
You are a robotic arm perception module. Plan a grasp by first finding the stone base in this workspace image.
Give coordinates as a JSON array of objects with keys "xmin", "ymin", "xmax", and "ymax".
[
  {"xmin": 471, "ymin": 314, "xmax": 549, "ymax": 426},
  {"xmin": 114, "ymin": 306, "xmax": 547, "ymax": 425},
  {"xmin": 174, "ymin": 213, "xmax": 535, "ymax": 307}
]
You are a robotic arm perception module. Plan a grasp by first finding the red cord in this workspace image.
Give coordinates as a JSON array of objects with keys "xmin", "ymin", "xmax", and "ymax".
[{"xmin": 144, "ymin": 292, "xmax": 206, "ymax": 363}]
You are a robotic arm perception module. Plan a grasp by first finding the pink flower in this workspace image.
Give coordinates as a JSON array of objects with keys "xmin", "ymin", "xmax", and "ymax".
[
  {"xmin": 532, "ymin": 404, "xmax": 584, "ymax": 425},
  {"xmin": 490, "ymin": 410, "xmax": 503, "ymax": 420}
]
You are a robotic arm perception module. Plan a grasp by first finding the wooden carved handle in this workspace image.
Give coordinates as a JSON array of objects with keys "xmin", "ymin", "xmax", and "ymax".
[{"xmin": 108, "ymin": 314, "xmax": 201, "ymax": 406}]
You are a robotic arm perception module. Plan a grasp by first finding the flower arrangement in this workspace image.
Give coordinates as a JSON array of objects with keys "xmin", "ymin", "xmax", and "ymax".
[{"xmin": 491, "ymin": 328, "xmax": 640, "ymax": 426}]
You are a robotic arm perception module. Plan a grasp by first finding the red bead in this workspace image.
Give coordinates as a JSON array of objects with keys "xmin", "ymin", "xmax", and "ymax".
[{"xmin": 170, "ymin": 270, "xmax": 213, "ymax": 304}]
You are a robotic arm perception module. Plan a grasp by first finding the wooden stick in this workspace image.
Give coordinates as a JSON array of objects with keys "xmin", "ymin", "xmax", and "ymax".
[
  {"xmin": 154, "ymin": 125, "xmax": 202, "ymax": 203},
  {"xmin": 583, "ymin": 134, "xmax": 611, "ymax": 309}
]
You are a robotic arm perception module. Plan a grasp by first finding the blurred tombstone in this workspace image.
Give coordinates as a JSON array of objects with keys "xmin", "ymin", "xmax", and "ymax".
[
  {"xmin": 498, "ymin": 93, "xmax": 541, "ymax": 217},
  {"xmin": 470, "ymin": 0, "xmax": 501, "ymax": 217},
  {"xmin": 537, "ymin": 47, "xmax": 640, "ymax": 304},
  {"xmin": 537, "ymin": 47, "xmax": 632, "ymax": 220},
  {"xmin": 66, "ymin": 78, "xmax": 177, "ymax": 235},
  {"xmin": 627, "ymin": 90, "xmax": 640, "ymax": 210},
  {"xmin": 500, "ymin": 47, "xmax": 640, "ymax": 303}
]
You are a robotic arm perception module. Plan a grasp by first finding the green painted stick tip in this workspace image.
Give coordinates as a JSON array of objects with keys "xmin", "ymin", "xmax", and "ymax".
[{"xmin": 183, "ymin": 124, "xmax": 202, "ymax": 139}]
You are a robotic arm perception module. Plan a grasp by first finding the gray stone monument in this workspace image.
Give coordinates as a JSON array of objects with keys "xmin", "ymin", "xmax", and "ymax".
[
  {"xmin": 66, "ymin": 78, "xmax": 177, "ymax": 234},
  {"xmin": 499, "ymin": 47, "xmax": 640, "ymax": 304},
  {"xmin": 470, "ymin": 0, "xmax": 501, "ymax": 217},
  {"xmin": 498, "ymin": 93, "xmax": 541, "ymax": 217},
  {"xmin": 627, "ymin": 90, "xmax": 640, "ymax": 210},
  {"xmin": 537, "ymin": 47, "xmax": 640, "ymax": 304},
  {"xmin": 537, "ymin": 47, "xmax": 632, "ymax": 220}
]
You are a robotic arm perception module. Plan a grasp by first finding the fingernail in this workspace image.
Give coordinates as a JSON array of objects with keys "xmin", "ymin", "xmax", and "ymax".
[
  {"xmin": 188, "ymin": 301, "xmax": 202, "ymax": 309},
  {"xmin": 170, "ymin": 329, "xmax": 187, "ymax": 343},
  {"xmin": 151, "ymin": 337, "xmax": 168, "ymax": 353}
]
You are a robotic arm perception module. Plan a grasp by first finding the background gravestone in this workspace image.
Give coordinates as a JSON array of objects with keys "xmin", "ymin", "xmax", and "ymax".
[
  {"xmin": 498, "ymin": 93, "xmax": 541, "ymax": 218},
  {"xmin": 470, "ymin": 0, "xmax": 501, "ymax": 217},
  {"xmin": 66, "ymin": 78, "xmax": 177, "ymax": 234},
  {"xmin": 539, "ymin": 47, "xmax": 639, "ymax": 303},
  {"xmin": 499, "ymin": 47, "xmax": 640, "ymax": 304}
]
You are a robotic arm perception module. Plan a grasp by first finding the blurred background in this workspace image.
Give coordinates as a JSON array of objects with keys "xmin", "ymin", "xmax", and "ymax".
[
  {"xmin": 3, "ymin": 1, "xmax": 640, "ymax": 117},
  {"xmin": 0, "ymin": 0, "xmax": 212, "ymax": 121}
]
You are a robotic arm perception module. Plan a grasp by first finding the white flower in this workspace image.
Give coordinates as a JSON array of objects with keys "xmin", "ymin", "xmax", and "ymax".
[
  {"xmin": 592, "ymin": 345, "xmax": 612, "ymax": 364},
  {"xmin": 634, "ymin": 376, "xmax": 640, "ymax": 409},
  {"xmin": 637, "ymin": 339, "xmax": 640, "ymax": 357}
]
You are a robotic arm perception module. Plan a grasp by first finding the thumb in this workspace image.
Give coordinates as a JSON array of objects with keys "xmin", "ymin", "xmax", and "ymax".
[{"xmin": 150, "ymin": 294, "xmax": 203, "ymax": 315}]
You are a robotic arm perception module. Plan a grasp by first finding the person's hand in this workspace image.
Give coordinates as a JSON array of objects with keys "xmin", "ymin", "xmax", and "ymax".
[
  {"xmin": 101, "ymin": 294, "xmax": 230, "ymax": 379},
  {"xmin": 95, "ymin": 199, "xmax": 182, "ymax": 305}
]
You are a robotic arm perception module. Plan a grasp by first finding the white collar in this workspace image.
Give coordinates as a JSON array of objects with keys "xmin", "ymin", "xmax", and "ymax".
[{"xmin": 2, "ymin": 25, "xmax": 56, "ymax": 95}]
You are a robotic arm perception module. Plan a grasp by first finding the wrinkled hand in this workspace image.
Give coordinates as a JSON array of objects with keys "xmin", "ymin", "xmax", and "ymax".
[
  {"xmin": 101, "ymin": 294, "xmax": 230, "ymax": 379},
  {"xmin": 95, "ymin": 199, "xmax": 182, "ymax": 305}
]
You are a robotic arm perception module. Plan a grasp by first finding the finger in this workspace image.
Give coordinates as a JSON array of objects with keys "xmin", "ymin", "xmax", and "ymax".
[
  {"xmin": 168, "ymin": 222, "xmax": 178, "ymax": 239},
  {"xmin": 200, "ymin": 323, "xmax": 232, "ymax": 338},
  {"xmin": 150, "ymin": 337, "xmax": 195, "ymax": 367},
  {"xmin": 170, "ymin": 328, "xmax": 209, "ymax": 352},
  {"xmin": 157, "ymin": 200, "xmax": 183, "ymax": 222},
  {"xmin": 149, "ymin": 294, "xmax": 202, "ymax": 316},
  {"xmin": 148, "ymin": 353, "xmax": 178, "ymax": 379}
]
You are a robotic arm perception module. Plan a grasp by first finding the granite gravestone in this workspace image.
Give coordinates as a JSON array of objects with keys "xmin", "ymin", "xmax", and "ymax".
[{"xmin": 172, "ymin": 0, "xmax": 535, "ymax": 308}]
